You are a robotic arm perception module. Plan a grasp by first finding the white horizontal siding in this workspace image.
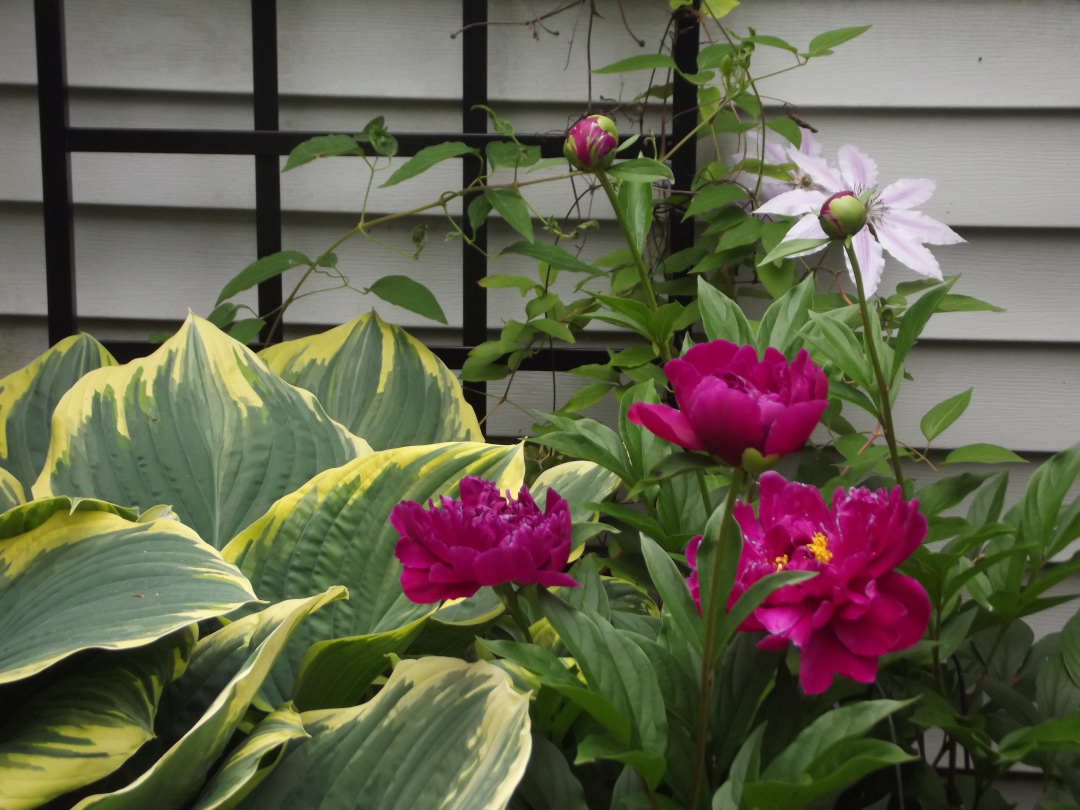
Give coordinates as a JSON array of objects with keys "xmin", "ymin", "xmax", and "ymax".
[{"xmin": 5, "ymin": 0, "xmax": 1080, "ymax": 110}]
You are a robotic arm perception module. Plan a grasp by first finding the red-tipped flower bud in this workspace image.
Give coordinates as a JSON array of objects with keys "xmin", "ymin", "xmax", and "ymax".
[
  {"xmin": 563, "ymin": 114, "xmax": 618, "ymax": 172},
  {"xmin": 819, "ymin": 191, "xmax": 867, "ymax": 239}
]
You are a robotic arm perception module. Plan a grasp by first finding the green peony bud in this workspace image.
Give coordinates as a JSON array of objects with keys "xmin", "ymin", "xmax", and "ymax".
[
  {"xmin": 819, "ymin": 191, "xmax": 867, "ymax": 240},
  {"xmin": 563, "ymin": 115, "xmax": 618, "ymax": 172}
]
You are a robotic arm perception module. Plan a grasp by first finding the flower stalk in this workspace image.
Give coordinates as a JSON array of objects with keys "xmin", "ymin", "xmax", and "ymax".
[
  {"xmin": 689, "ymin": 466, "xmax": 746, "ymax": 810},
  {"xmin": 595, "ymin": 169, "xmax": 663, "ymax": 319},
  {"xmin": 495, "ymin": 583, "xmax": 534, "ymax": 644},
  {"xmin": 845, "ymin": 237, "xmax": 905, "ymax": 488}
]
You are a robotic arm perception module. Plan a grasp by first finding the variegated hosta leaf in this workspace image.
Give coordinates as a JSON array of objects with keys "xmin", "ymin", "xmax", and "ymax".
[
  {"xmin": 233, "ymin": 658, "xmax": 532, "ymax": 810},
  {"xmin": 530, "ymin": 460, "xmax": 622, "ymax": 523},
  {"xmin": 0, "ymin": 507, "xmax": 257, "ymax": 685},
  {"xmin": 154, "ymin": 587, "xmax": 348, "ymax": 744},
  {"xmin": 34, "ymin": 314, "xmax": 371, "ymax": 549},
  {"xmin": 222, "ymin": 441, "xmax": 524, "ymax": 705},
  {"xmin": 260, "ymin": 311, "xmax": 482, "ymax": 450},
  {"xmin": 75, "ymin": 589, "xmax": 345, "ymax": 810},
  {"xmin": 0, "ymin": 626, "xmax": 196, "ymax": 810},
  {"xmin": 0, "ymin": 495, "xmax": 139, "ymax": 542},
  {"xmin": 0, "ymin": 468, "xmax": 25, "ymax": 513},
  {"xmin": 0, "ymin": 333, "xmax": 115, "ymax": 492},
  {"xmin": 191, "ymin": 705, "xmax": 309, "ymax": 810}
]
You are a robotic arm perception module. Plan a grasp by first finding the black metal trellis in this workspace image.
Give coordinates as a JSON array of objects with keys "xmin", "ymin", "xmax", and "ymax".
[{"xmin": 33, "ymin": 0, "xmax": 699, "ymax": 426}]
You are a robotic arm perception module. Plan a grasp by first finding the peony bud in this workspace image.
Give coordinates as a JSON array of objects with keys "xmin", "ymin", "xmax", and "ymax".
[
  {"xmin": 819, "ymin": 191, "xmax": 867, "ymax": 239},
  {"xmin": 563, "ymin": 114, "xmax": 618, "ymax": 172}
]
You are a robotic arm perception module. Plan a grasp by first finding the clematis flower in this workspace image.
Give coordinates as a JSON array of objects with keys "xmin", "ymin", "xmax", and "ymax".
[
  {"xmin": 390, "ymin": 476, "xmax": 576, "ymax": 603},
  {"xmin": 754, "ymin": 144, "xmax": 965, "ymax": 298},
  {"xmin": 736, "ymin": 128, "xmax": 823, "ymax": 203},
  {"xmin": 627, "ymin": 339, "xmax": 829, "ymax": 470},
  {"xmin": 726, "ymin": 471, "xmax": 930, "ymax": 695},
  {"xmin": 564, "ymin": 114, "xmax": 618, "ymax": 172}
]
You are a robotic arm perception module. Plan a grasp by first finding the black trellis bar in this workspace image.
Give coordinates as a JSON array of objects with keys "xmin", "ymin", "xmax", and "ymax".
[
  {"xmin": 251, "ymin": 0, "xmax": 283, "ymax": 344},
  {"xmin": 33, "ymin": 0, "xmax": 698, "ymax": 425}
]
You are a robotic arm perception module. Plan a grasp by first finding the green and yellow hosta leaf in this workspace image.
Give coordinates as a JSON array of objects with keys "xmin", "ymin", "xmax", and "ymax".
[
  {"xmin": 155, "ymin": 587, "xmax": 348, "ymax": 743},
  {"xmin": 34, "ymin": 314, "xmax": 370, "ymax": 549},
  {"xmin": 0, "ymin": 626, "xmax": 195, "ymax": 810},
  {"xmin": 260, "ymin": 312, "xmax": 482, "ymax": 450},
  {"xmin": 0, "ymin": 333, "xmax": 115, "ymax": 492},
  {"xmin": 530, "ymin": 460, "xmax": 622, "ymax": 524},
  {"xmin": 0, "ymin": 468, "xmax": 25, "ymax": 513},
  {"xmin": 75, "ymin": 589, "xmax": 344, "ymax": 810},
  {"xmin": 0, "ymin": 508, "xmax": 257, "ymax": 685},
  {"xmin": 0, "ymin": 495, "xmax": 139, "ymax": 542},
  {"xmin": 222, "ymin": 441, "xmax": 524, "ymax": 703},
  {"xmin": 232, "ymin": 658, "xmax": 531, "ymax": 810},
  {"xmin": 191, "ymin": 705, "xmax": 309, "ymax": 810}
]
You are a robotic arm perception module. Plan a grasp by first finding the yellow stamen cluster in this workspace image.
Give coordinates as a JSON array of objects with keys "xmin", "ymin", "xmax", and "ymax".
[
  {"xmin": 808, "ymin": 531, "xmax": 833, "ymax": 564},
  {"xmin": 773, "ymin": 555, "xmax": 789, "ymax": 571}
]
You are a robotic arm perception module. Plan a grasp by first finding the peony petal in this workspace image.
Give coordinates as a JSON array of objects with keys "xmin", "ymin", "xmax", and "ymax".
[
  {"xmin": 837, "ymin": 144, "xmax": 878, "ymax": 193},
  {"xmin": 787, "ymin": 148, "xmax": 845, "ymax": 193},
  {"xmin": 878, "ymin": 177, "xmax": 936, "ymax": 210},
  {"xmin": 882, "ymin": 209, "xmax": 965, "ymax": 246},
  {"xmin": 473, "ymin": 544, "xmax": 539, "ymax": 586},
  {"xmin": 394, "ymin": 535, "xmax": 442, "ymax": 568},
  {"xmin": 875, "ymin": 572, "xmax": 932, "ymax": 650},
  {"xmin": 798, "ymin": 628, "xmax": 879, "ymax": 694},
  {"xmin": 684, "ymin": 378, "xmax": 764, "ymax": 467},
  {"xmin": 401, "ymin": 567, "xmax": 476, "ymax": 603},
  {"xmin": 664, "ymin": 357, "xmax": 703, "ymax": 408},
  {"xmin": 875, "ymin": 222, "xmax": 943, "ymax": 281},
  {"xmin": 844, "ymin": 228, "xmax": 885, "ymax": 298},
  {"xmin": 627, "ymin": 402, "xmax": 704, "ymax": 452},
  {"xmin": 763, "ymin": 400, "xmax": 829, "ymax": 458},
  {"xmin": 681, "ymin": 340, "xmax": 740, "ymax": 376},
  {"xmin": 533, "ymin": 570, "xmax": 580, "ymax": 588},
  {"xmin": 754, "ymin": 188, "xmax": 827, "ymax": 217}
]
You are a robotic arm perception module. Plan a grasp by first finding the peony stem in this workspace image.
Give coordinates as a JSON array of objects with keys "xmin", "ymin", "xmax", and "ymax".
[
  {"xmin": 689, "ymin": 466, "xmax": 747, "ymax": 810},
  {"xmin": 696, "ymin": 470, "xmax": 713, "ymax": 515},
  {"xmin": 844, "ymin": 238, "xmax": 905, "ymax": 488},
  {"xmin": 595, "ymin": 171, "xmax": 668, "ymax": 357},
  {"xmin": 495, "ymin": 584, "xmax": 534, "ymax": 644}
]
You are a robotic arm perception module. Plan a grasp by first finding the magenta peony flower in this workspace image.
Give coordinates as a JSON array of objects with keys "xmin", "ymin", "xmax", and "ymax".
[
  {"xmin": 563, "ymin": 114, "xmax": 618, "ymax": 172},
  {"xmin": 626, "ymin": 340, "xmax": 829, "ymax": 469},
  {"xmin": 390, "ymin": 476, "xmax": 577, "ymax": 603},
  {"xmin": 728, "ymin": 471, "xmax": 931, "ymax": 694}
]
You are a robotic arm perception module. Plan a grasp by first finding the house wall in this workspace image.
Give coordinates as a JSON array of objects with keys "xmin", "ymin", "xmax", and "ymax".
[{"xmin": 1, "ymin": 3, "xmax": 1078, "ymax": 803}]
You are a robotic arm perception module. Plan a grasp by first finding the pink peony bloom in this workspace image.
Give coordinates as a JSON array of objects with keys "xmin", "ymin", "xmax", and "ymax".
[
  {"xmin": 563, "ymin": 114, "xmax": 618, "ymax": 172},
  {"xmin": 728, "ymin": 472, "xmax": 931, "ymax": 694},
  {"xmin": 754, "ymin": 144, "xmax": 964, "ymax": 298},
  {"xmin": 390, "ymin": 476, "xmax": 577, "ymax": 603},
  {"xmin": 627, "ymin": 340, "xmax": 829, "ymax": 469}
]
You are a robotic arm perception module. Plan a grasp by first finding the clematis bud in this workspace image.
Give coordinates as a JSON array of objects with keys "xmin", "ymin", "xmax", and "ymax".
[
  {"xmin": 563, "ymin": 114, "xmax": 618, "ymax": 172},
  {"xmin": 819, "ymin": 190, "xmax": 867, "ymax": 239}
]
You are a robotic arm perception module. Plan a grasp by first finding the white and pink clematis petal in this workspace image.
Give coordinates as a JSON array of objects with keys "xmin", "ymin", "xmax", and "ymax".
[
  {"xmin": 875, "ymin": 222, "xmax": 944, "ymax": 281},
  {"xmin": 799, "ymin": 129, "xmax": 823, "ymax": 158},
  {"xmin": 781, "ymin": 214, "xmax": 831, "ymax": 257},
  {"xmin": 754, "ymin": 188, "xmax": 828, "ymax": 217},
  {"xmin": 786, "ymin": 148, "xmax": 844, "ymax": 193},
  {"xmin": 881, "ymin": 209, "xmax": 965, "ymax": 246},
  {"xmin": 877, "ymin": 177, "xmax": 936, "ymax": 210},
  {"xmin": 845, "ymin": 228, "xmax": 885, "ymax": 297},
  {"xmin": 837, "ymin": 144, "xmax": 878, "ymax": 193}
]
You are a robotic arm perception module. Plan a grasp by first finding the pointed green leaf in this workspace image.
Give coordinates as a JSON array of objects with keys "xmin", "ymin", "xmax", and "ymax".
[
  {"xmin": 0, "ymin": 334, "xmax": 115, "ymax": 492},
  {"xmin": 943, "ymin": 444, "xmax": 1026, "ymax": 466},
  {"xmin": 75, "ymin": 590, "xmax": 343, "ymax": 810},
  {"xmin": 0, "ymin": 507, "xmax": 256, "ymax": 684},
  {"xmin": 0, "ymin": 627, "xmax": 195, "ymax": 810},
  {"xmin": 501, "ymin": 241, "xmax": 603, "ymax": 276},
  {"xmin": 684, "ymin": 184, "xmax": 746, "ymax": 219},
  {"xmin": 757, "ymin": 275, "xmax": 815, "ymax": 355},
  {"xmin": 35, "ymin": 314, "xmax": 370, "ymax": 549},
  {"xmin": 0, "ymin": 468, "xmax": 24, "ymax": 513},
  {"xmin": 486, "ymin": 188, "xmax": 534, "ymax": 242},
  {"xmin": 232, "ymin": 658, "xmax": 531, "ymax": 810},
  {"xmin": 593, "ymin": 54, "xmax": 678, "ymax": 74},
  {"xmin": 367, "ymin": 276, "xmax": 448, "ymax": 324},
  {"xmin": 222, "ymin": 442, "xmax": 524, "ymax": 703},
  {"xmin": 380, "ymin": 142, "xmax": 478, "ymax": 188},
  {"xmin": 217, "ymin": 252, "xmax": 311, "ymax": 305},
  {"xmin": 262, "ymin": 312, "xmax": 481, "ymax": 450},
  {"xmin": 920, "ymin": 388, "xmax": 972, "ymax": 443},
  {"xmin": 758, "ymin": 238, "xmax": 828, "ymax": 267},
  {"xmin": 696, "ymin": 278, "xmax": 755, "ymax": 345},
  {"xmin": 606, "ymin": 158, "xmax": 673, "ymax": 184},
  {"xmin": 282, "ymin": 135, "xmax": 363, "ymax": 172},
  {"xmin": 806, "ymin": 25, "xmax": 872, "ymax": 57},
  {"xmin": 191, "ymin": 705, "xmax": 309, "ymax": 810}
]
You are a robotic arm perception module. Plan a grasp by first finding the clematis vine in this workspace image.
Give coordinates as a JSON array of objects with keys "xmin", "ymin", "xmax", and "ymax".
[
  {"xmin": 390, "ymin": 476, "xmax": 576, "ymax": 604},
  {"xmin": 754, "ymin": 144, "xmax": 965, "ymax": 297},
  {"xmin": 627, "ymin": 339, "xmax": 829, "ymax": 471},
  {"xmin": 685, "ymin": 471, "xmax": 931, "ymax": 695}
]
